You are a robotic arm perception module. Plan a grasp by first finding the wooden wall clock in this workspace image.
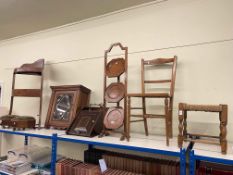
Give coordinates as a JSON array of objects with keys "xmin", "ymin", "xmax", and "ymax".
[{"xmin": 45, "ymin": 85, "xmax": 91, "ymax": 129}]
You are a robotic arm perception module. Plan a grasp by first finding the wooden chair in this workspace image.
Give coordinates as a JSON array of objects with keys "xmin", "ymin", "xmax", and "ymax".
[
  {"xmin": 178, "ymin": 103, "xmax": 228, "ymax": 154},
  {"xmin": 9, "ymin": 59, "xmax": 45, "ymax": 127},
  {"xmin": 127, "ymin": 56, "xmax": 177, "ymax": 145}
]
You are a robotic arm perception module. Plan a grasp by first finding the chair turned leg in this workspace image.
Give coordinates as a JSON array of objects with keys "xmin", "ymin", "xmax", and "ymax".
[
  {"xmin": 220, "ymin": 105, "xmax": 227, "ymax": 154},
  {"xmin": 178, "ymin": 112, "xmax": 184, "ymax": 148},
  {"xmin": 183, "ymin": 111, "xmax": 188, "ymax": 139},
  {"xmin": 165, "ymin": 98, "xmax": 169, "ymax": 146},
  {"xmin": 178, "ymin": 103, "xmax": 185, "ymax": 148},
  {"xmin": 142, "ymin": 97, "xmax": 149, "ymax": 136}
]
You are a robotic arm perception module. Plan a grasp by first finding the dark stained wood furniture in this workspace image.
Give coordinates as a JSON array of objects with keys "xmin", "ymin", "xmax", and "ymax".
[
  {"xmin": 127, "ymin": 56, "xmax": 177, "ymax": 145},
  {"xmin": 100, "ymin": 42, "xmax": 128, "ymax": 140},
  {"xmin": 0, "ymin": 115, "xmax": 36, "ymax": 130},
  {"xmin": 11, "ymin": 116, "xmax": 36, "ymax": 130},
  {"xmin": 66, "ymin": 107, "xmax": 106, "ymax": 137},
  {"xmin": 0, "ymin": 115, "xmax": 17, "ymax": 128},
  {"xmin": 9, "ymin": 59, "xmax": 45, "ymax": 127},
  {"xmin": 45, "ymin": 85, "xmax": 91, "ymax": 129},
  {"xmin": 178, "ymin": 103, "xmax": 228, "ymax": 154}
]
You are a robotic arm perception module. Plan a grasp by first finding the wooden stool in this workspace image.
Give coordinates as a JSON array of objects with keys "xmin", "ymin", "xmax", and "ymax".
[{"xmin": 178, "ymin": 103, "xmax": 228, "ymax": 154}]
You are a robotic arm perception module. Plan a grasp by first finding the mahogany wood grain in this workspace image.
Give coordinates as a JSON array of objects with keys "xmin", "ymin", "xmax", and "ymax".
[
  {"xmin": 13, "ymin": 89, "xmax": 41, "ymax": 97},
  {"xmin": 45, "ymin": 85, "xmax": 91, "ymax": 129}
]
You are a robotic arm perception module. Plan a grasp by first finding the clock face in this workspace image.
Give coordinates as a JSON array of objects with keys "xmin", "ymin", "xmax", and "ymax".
[{"xmin": 52, "ymin": 94, "xmax": 73, "ymax": 121}]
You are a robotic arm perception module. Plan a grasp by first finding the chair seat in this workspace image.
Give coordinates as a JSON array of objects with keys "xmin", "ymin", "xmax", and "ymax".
[{"xmin": 127, "ymin": 92, "xmax": 170, "ymax": 98}]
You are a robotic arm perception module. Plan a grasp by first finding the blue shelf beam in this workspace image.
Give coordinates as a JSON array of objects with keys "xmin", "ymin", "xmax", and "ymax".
[
  {"xmin": 0, "ymin": 129, "xmax": 52, "ymax": 139},
  {"xmin": 58, "ymin": 137, "xmax": 181, "ymax": 157}
]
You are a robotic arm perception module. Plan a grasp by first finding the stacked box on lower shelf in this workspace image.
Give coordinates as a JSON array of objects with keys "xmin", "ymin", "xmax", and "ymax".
[
  {"xmin": 103, "ymin": 154, "xmax": 180, "ymax": 175},
  {"xmin": 0, "ymin": 160, "xmax": 31, "ymax": 175},
  {"xmin": 84, "ymin": 148, "xmax": 180, "ymax": 175},
  {"xmin": 0, "ymin": 145, "xmax": 63, "ymax": 175},
  {"xmin": 56, "ymin": 158, "xmax": 143, "ymax": 175},
  {"xmin": 196, "ymin": 161, "xmax": 233, "ymax": 175},
  {"xmin": 102, "ymin": 169, "xmax": 143, "ymax": 175}
]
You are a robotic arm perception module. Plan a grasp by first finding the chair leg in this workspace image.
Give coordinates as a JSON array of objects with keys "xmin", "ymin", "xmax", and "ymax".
[
  {"xmin": 183, "ymin": 111, "xmax": 188, "ymax": 139},
  {"xmin": 121, "ymin": 109, "xmax": 128, "ymax": 141},
  {"xmin": 168, "ymin": 98, "xmax": 173, "ymax": 138},
  {"xmin": 142, "ymin": 97, "xmax": 149, "ymax": 136},
  {"xmin": 9, "ymin": 96, "xmax": 14, "ymax": 115},
  {"xmin": 38, "ymin": 72, "xmax": 44, "ymax": 128},
  {"xmin": 126, "ymin": 96, "xmax": 131, "ymax": 141},
  {"xmin": 165, "ymin": 98, "xmax": 169, "ymax": 146},
  {"xmin": 9, "ymin": 73, "xmax": 16, "ymax": 115}
]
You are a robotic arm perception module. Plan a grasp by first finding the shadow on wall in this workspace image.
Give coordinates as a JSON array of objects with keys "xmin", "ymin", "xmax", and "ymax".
[
  {"xmin": 187, "ymin": 121, "xmax": 222, "ymax": 137},
  {"xmin": 0, "ymin": 106, "xmax": 8, "ymax": 116}
]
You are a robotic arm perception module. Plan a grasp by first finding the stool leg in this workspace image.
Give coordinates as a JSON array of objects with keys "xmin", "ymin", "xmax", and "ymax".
[
  {"xmin": 220, "ymin": 105, "xmax": 227, "ymax": 154},
  {"xmin": 178, "ymin": 104, "xmax": 184, "ymax": 148}
]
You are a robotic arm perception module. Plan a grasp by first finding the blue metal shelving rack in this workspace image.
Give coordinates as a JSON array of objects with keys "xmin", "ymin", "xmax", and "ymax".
[
  {"xmin": 0, "ymin": 128, "xmax": 187, "ymax": 175},
  {"xmin": 0, "ymin": 129, "xmax": 64, "ymax": 175},
  {"xmin": 189, "ymin": 149, "xmax": 233, "ymax": 175}
]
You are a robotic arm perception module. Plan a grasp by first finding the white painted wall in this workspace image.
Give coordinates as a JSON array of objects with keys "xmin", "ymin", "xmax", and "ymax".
[{"xmin": 0, "ymin": 0, "xmax": 232, "ymax": 158}]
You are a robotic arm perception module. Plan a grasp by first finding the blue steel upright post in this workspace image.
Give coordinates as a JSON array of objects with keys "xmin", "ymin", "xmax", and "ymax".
[
  {"xmin": 88, "ymin": 144, "xmax": 93, "ymax": 150},
  {"xmin": 51, "ymin": 133, "xmax": 58, "ymax": 175},
  {"xmin": 189, "ymin": 150, "xmax": 195, "ymax": 175},
  {"xmin": 180, "ymin": 148, "xmax": 186, "ymax": 175},
  {"xmin": 24, "ymin": 136, "xmax": 28, "ymax": 146}
]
